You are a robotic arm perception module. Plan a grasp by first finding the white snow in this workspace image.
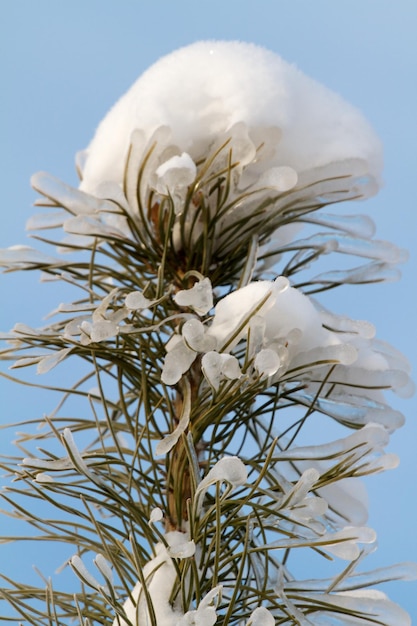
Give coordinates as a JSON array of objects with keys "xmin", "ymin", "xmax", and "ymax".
[
  {"xmin": 113, "ymin": 532, "xmax": 199, "ymax": 626},
  {"xmin": 207, "ymin": 278, "xmax": 336, "ymax": 358},
  {"xmin": 165, "ymin": 531, "xmax": 196, "ymax": 558},
  {"xmin": 113, "ymin": 540, "xmax": 177, "ymax": 626},
  {"xmin": 207, "ymin": 276, "xmax": 289, "ymax": 351},
  {"xmin": 79, "ymin": 41, "xmax": 383, "ymax": 196}
]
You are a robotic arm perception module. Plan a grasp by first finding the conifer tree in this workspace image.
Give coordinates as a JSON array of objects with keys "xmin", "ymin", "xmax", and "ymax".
[{"xmin": 1, "ymin": 41, "xmax": 415, "ymax": 625}]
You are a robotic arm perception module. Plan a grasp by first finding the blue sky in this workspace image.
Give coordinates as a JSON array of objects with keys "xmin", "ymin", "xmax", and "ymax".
[{"xmin": 1, "ymin": 0, "xmax": 417, "ymax": 620}]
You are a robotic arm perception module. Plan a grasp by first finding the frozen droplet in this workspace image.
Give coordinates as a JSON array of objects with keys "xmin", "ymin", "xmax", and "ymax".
[
  {"xmin": 63, "ymin": 215, "xmax": 126, "ymax": 239},
  {"xmin": 247, "ymin": 606, "xmax": 275, "ymax": 626},
  {"xmin": 201, "ymin": 456, "xmax": 247, "ymax": 490},
  {"xmin": 366, "ymin": 452, "xmax": 400, "ymax": 472},
  {"xmin": 63, "ymin": 317, "xmax": 87, "ymax": 339},
  {"xmin": 221, "ymin": 355, "xmax": 242, "ymax": 380},
  {"xmin": 201, "ymin": 351, "xmax": 223, "ymax": 390},
  {"xmin": 34, "ymin": 473, "xmax": 55, "ymax": 483},
  {"xmin": 174, "ymin": 278, "xmax": 214, "ymax": 315},
  {"xmin": 161, "ymin": 339, "xmax": 197, "ymax": 385},
  {"xmin": 201, "ymin": 351, "xmax": 241, "ymax": 390},
  {"xmin": 254, "ymin": 348, "xmax": 280, "ymax": 377},
  {"xmin": 194, "ymin": 456, "xmax": 247, "ymax": 514},
  {"xmin": 12, "ymin": 323, "xmax": 41, "ymax": 336},
  {"xmin": 108, "ymin": 307, "xmax": 128, "ymax": 324},
  {"xmin": 57, "ymin": 302, "xmax": 94, "ymax": 314},
  {"xmin": 283, "ymin": 468, "xmax": 320, "ymax": 508},
  {"xmin": 21, "ymin": 456, "xmax": 73, "ymax": 471},
  {"xmin": 324, "ymin": 526, "xmax": 376, "ymax": 561},
  {"xmin": 311, "ymin": 262, "xmax": 402, "ymax": 287},
  {"xmin": 318, "ymin": 308, "xmax": 376, "ymax": 339},
  {"xmin": 182, "ymin": 318, "xmax": 216, "ymax": 352},
  {"xmin": 178, "ymin": 586, "xmax": 222, "ymax": 626},
  {"xmin": 288, "ymin": 344, "xmax": 358, "ymax": 376},
  {"xmin": 63, "ymin": 428, "xmax": 95, "ymax": 478},
  {"xmin": 161, "ymin": 353, "xmax": 186, "ymax": 385},
  {"xmin": 125, "ymin": 290, "xmax": 153, "ymax": 310},
  {"xmin": 10, "ymin": 356, "xmax": 44, "ymax": 370},
  {"xmin": 149, "ymin": 507, "xmax": 164, "ymax": 523},
  {"xmin": 92, "ymin": 288, "xmax": 119, "ymax": 321},
  {"xmin": 155, "ymin": 411, "xmax": 190, "ymax": 455}
]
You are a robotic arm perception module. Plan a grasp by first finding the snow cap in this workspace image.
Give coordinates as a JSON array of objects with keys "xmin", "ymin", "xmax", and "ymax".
[{"xmin": 80, "ymin": 41, "xmax": 382, "ymax": 195}]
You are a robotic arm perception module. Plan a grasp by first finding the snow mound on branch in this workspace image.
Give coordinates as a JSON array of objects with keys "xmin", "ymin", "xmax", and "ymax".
[{"xmin": 80, "ymin": 41, "xmax": 382, "ymax": 195}]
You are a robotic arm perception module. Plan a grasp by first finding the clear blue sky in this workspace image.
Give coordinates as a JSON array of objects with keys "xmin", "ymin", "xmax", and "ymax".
[{"xmin": 1, "ymin": 0, "xmax": 416, "ymax": 620}]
